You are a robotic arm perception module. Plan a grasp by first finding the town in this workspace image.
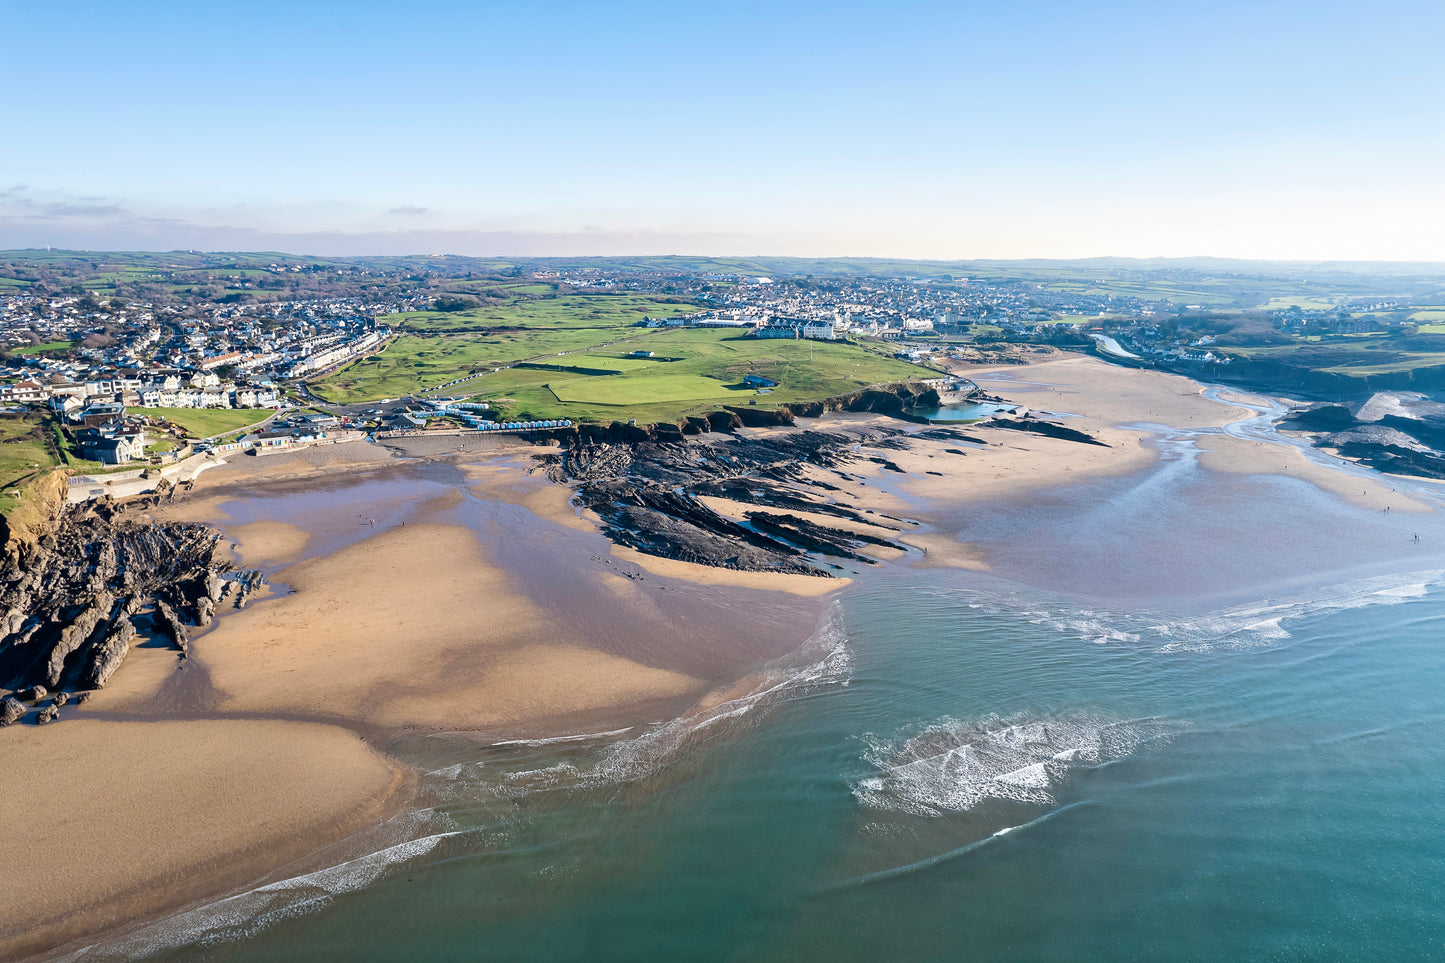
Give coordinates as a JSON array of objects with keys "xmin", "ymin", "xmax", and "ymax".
[{"xmin": 4, "ymin": 251, "xmax": 1444, "ymax": 482}]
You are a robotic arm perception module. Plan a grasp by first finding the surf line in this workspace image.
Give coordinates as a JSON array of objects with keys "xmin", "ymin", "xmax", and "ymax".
[{"xmin": 828, "ymin": 800, "xmax": 1094, "ymax": 891}]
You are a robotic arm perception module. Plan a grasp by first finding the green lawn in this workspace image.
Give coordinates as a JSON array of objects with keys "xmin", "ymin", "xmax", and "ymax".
[
  {"xmin": 14, "ymin": 341, "xmax": 71, "ymax": 355},
  {"xmin": 550, "ymin": 373, "xmax": 740, "ymax": 405},
  {"xmin": 313, "ymin": 325, "xmax": 676, "ymax": 403},
  {"xmin": 130, "ymin": 407, "xmax": 271, "ymax": 438},
  {"xmin": 315, "ymin": 287, "xmax": 931, "ymax": 421}
]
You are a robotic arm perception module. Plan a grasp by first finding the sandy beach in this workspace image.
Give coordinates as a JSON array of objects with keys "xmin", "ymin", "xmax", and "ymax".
[
  {"xmin": 5, "ymin": 351, "xmax": 1435, "ymax": 958},
  {"xmin": 0, "ymin": 718, "xmax": 407, "ymax": 960}
]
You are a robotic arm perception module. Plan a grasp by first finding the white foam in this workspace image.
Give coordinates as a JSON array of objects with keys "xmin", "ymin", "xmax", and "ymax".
[
  {"xmin": 490, "ymin": 726, "xmax": 637, "ymax": 748},
  {"xmin": 493, "ymin": 603, "xmax": 852, "ymax": 798},
  {"xmin": 63, "ymin": 830, "xmax": 460, "ymax": 961},
  {"xmin": 1001, "ymin": 569, "xmax": 1445, "ymax": 654},
  {"xmin": 854, "ymin": 713, "xmax": 1185, "ymax": 817},
  {"xmin": 1153, "ymin": 569, "xmax": 1445, "ymax": 653}
]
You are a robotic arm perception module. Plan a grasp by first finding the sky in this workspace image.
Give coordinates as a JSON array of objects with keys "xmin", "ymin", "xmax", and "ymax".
[{"xmin": 4, "ymin": 0, "xmax": 1443, "ymax": 261}]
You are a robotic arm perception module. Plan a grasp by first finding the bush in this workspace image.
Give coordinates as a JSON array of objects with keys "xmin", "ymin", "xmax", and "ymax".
[{"xmin": 432, "ymin": 296, "xmax": 479, "ymax": 312}]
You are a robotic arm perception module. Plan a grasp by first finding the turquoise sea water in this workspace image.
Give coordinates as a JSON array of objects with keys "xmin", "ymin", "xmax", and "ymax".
[{"xmin": 96, "ymin": 430, "xmax": 1445, "ymax": 962}]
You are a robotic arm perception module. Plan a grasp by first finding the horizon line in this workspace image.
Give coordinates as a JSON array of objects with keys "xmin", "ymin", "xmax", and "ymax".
[{"xmin": 5, "ymin": 247, "xmax": 1445, "ymax": 271}]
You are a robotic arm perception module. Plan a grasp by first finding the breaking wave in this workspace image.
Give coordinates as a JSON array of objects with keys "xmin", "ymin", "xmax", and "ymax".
[
  {"xmin": 490, "ymin": 726, "xmax": 638, "ymax": 749},
  {"xmin": 854, "ymin": 713, "xmax": 1186, "ymax": 817},
  {"xmin": 1002, "ymin": 569, "xmax": 1445, "ymax": 652},
  {"xmin": 835, "ymin": 800, "xmax": 1095, "ymax": 888},
  {"xmin": 1150, "ymin": 570, "xmax": 1443, "ymax": 653},
  {"xmin": 61, "ymin": 826, "xmax": 460, "ymax": 962},
  {"xmin": 494, "ymin": 604, "xmax": 852, "ymax": 797}
]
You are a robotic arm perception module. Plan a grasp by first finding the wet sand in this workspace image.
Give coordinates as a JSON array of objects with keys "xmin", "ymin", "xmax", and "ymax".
[
  {"xmin": 825, "ymin": 355, "xmax": 1436, "ymax": 575},
  {"xmin": 200, "ymin": 518, "xmax": 705, "ymax": 730},
  {"xmin": 0, "ymin": 718, "xmax": 406, "ymax": 961}
]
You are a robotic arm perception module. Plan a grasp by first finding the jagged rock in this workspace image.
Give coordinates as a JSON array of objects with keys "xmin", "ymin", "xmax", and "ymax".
[
  {"xmin": 19, "ymin": 685, "xmax": 47, "ymax": 702},
  {"xmin": 36, "ymin": 704, "xmax": 58, "ymax": 724},
  {"xmin": 75, "ymin": 691, "xmax": 92, "ymax": 704},
  {"xmin": 205, "ymin": 572, "xmax": 224, "ymax": 603},
  {"xmin": 195, "ymin": 596, "xmax": 215, "ymax": 628},
  {"xmin": 153, "ymin": 600, "xmax": 189, "ymax": 654},
  {"xmin": 42, "ymin": 591, "xmax": 114, "ymax": 689},
  {"xmin": 51, "ymin": 692, "xmax": 70, "ymax": 707},
  {"xmin": 81, "ymin": 617, "xmax": 136, "ymax": 689},
  {"xmin": 0, "ymin": 696, "xmax": 24, "ymax": 726},
  {"xmin": 233, "ymin": 570, "xmax": 267, "ymax": 608}
]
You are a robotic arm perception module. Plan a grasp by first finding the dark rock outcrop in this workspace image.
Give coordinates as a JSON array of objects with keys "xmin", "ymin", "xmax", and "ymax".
[
  {"xmin": 1280, "ymin": 403, "xmax": 1445, "ymax": 482},
  {"xmin": 81, "ymin": 616, "xmax": 136, "ymax": 689},
  {"xmin": 152, "ymin": 600, "xmax": 189, "ymax": 655},
  {"xmin": 42, "ymin": 592, "xmax": 114, "ymax": 689},
  {"xmin": 543, "ymin": 426, "xmax": 920, "ymax": 576},
  {"xmin": 0, "ymin": 696, "xmax": 23, "ymax": 726},
  {"xmin": 0, "ymin": 501, "xmax": 261, "ymax": 702},
  {"xmin": 990, "ymin": 417, "xmax": 1111, "ymax": 447}
]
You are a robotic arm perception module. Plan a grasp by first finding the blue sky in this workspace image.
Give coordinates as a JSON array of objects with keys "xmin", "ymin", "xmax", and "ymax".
[{"xmin": 4, "ymin": 0, "xmax": 1443, "ymax": 259}]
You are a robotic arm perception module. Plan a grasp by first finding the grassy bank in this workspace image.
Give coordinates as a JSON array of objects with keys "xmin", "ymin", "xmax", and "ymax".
[
  {"xmin": 130, "ymin": 407, "xmax": 272, "ymax": 438},
  {"xmin": 0, "ymin": 415, "xmax": 66, "ymax": 538}
]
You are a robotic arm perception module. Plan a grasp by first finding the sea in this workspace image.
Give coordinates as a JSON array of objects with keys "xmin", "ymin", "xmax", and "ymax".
[{"xmin": 75, "ymin": 406, "xmax": 1445, "ymax": 962}]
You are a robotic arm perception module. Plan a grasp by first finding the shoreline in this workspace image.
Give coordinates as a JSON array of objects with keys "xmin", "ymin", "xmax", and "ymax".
[{"xmin": 7, "ymin": 351, "xmax": 1440, "ymax": 959}]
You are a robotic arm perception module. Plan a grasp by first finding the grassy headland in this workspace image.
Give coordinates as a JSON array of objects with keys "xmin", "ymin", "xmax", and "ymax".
[{"xmin": 316, "ymin": 312, "xmax": 928, "ymax": 423}]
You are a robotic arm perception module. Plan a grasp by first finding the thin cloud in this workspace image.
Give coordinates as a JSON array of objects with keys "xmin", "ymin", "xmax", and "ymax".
[{"xmin": 387, "ymin": 205, "xmax": 430, "ymax": 216}]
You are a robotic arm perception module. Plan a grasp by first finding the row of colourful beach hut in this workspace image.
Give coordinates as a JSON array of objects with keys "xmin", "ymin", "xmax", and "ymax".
[{"xmin": 473, "ymin": 419, "xmax": 573, "ymax": 431}]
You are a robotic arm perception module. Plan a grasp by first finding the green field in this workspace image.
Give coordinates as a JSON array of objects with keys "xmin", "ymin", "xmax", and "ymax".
[
  {"xmin": 130, "ymin": 407, "xmax": 272, "ymax": 438},
  {"xmin": 1262, "ymin": 296, "xmax": 1341, "ymax": 311},
  {"xmin": 13, "ymin": 341, "xmax": 72, "ymax": 356},
  {"xmin": 320, "ymin": 313, "xmax": 931, "ymax": 422},
  {"xmin": 1316, "ymin": 353, "xmax": 1445, "ymax": 376},
  {"xmin": 463, "ymin": 328, "xmax": 929, "ymax": 424},
  {"xmin": 315, "ymin": 326, "xmax": 674, "ymax": 404},
  {"xmin": 395, "ymin": 293, "xmax": 697, "ymax": 333},
  {"xmin": 315, "ymin": 292, "xmax": 702, "ymax": 404},
  {"xmin": 550, "ymin": 373, "xmax": 739, "ymax": 405}
]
